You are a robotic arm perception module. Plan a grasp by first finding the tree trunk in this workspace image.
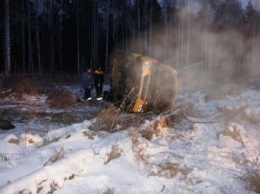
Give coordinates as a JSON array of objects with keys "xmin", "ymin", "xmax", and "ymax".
[
  {"xmin": 35, "ymin": 0, "xmax": 41, "ymax": 75},
  {"xmin": 47, "ymin": 0, "xmax": 54, "ymax": 75},
  {"xmin": 27, "ymin": 0, "xmax": 33, "ymax": 73},
  {"xmin": 105, "ymin": 0, "xmax": 110, "ymax": 69},
  {"xmin": 59, "ymin": 0, "xmax": 63, "ymax": 73},
  {"xmin": 4, "ymin": 0, "xmax": 11, "ymax": 77},
  {"xmin": 186, "ymin": 0, "xmax": 191, "ymax": 67},
  {"xmin": 22, "ymin": 0, "xmax": 26, "ymax": 74},
  {"xmin": 77, "ymin": 0, "xmax": 80, "ymax": 75},
  {"xmin": 91, "ymin": 1, "xmax": 96, "ymax": 67},
  {"xmin": 137, "ymin": 1, "xmax": 141, "ymax": 53},
  {"xmin": 149, "ymin": 0, "xmax": 153, "ymax": 57}
]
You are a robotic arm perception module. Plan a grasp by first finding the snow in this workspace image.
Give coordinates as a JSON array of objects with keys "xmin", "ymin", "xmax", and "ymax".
[{"xmin": 0, "ymin": 83, "xmax": 260, "ymax": 194}]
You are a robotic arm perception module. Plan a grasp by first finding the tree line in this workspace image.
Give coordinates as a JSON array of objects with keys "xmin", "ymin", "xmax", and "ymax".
[{"xmin": 1, "ymin": 0, "xmax": 260, "ymax": 78}]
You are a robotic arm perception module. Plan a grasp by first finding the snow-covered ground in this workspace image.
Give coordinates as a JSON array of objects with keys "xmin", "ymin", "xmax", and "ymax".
[{"xmin": 0, "ymin": 82, "xmax": 259, "ymax": 194}]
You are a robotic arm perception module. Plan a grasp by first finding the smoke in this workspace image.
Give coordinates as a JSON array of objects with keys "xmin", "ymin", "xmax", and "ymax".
[{"xmin": 118, "ymin": 4, "xmax": 260, "ymax": 99}]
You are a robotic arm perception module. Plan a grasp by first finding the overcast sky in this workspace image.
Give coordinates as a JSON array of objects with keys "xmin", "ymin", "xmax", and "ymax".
[
  {"xmin": 241, "ymin": 0, "xmax": 260, "ymax": 10},
  {"xmin": 241, "ymin": 0, "xmax": 249, "ymax": 8}
]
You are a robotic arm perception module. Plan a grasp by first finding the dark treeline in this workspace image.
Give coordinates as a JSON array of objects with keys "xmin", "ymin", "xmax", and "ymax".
[{"xmin": 1, "ymin": 0, "xmax": 260, "ymax": 77}]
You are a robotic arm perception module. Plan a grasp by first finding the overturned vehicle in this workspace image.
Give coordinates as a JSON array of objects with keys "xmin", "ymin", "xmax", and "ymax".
[{"xmin": 108, "ymin": 52, "xmax": 178, "ymax": 114}]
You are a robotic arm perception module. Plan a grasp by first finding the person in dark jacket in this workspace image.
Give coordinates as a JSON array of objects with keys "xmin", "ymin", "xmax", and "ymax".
[
  {"xmin": 82, "ymin": 68, "xmax": 93, "ymax": 101},
  {"xmin": 93, "ymin": 67, "xmax": 105, "ymax": 100}
]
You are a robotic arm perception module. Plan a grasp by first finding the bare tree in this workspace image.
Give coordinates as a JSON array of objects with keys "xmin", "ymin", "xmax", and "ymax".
[
  {"xmin": 47, "ymin": 0, "xmax": 54, "ymax": 75},
  {"xmin": 59, "ymin": 0, "xmax": 63, "ymax": 73},
  {"xmin": 26, "ymin": 0, "xmax": 33, "ymax": 73},
  {"xmin": 22, "ymin": 0, "xmax": 26, "ymax": 73},
  {"xmin": 35, "ymin": 0, "xmax": 42, "ymax": 74},
  {"xmin": 105, "ymin": 0, "xmax": 110, "ymax": 69},
  {"xmin": 77, "ymin": 0, "xmax": 80, "ymax": 75},
  {"xmin": 4, "ymin": 0, "xmax": 11, "ymax": 77}
]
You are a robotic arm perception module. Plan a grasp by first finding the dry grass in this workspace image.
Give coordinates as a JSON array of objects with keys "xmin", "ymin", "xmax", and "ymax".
[
  {"xmin": 0, "ymin": 87, "xmax": 3, "ymax": 99},
  {"xmin": 104, "ymin": 144, "xmax": 122, "ymax": 164},
  {"xmin": 42, "ymin": 134, "xmax": 60, "ymax": 147},
  {"xmin": 48, "ymin": 90, "xmax": 76, "ymax": 109},
  {"xmin": 128, "ymin": 116, "xmax": 189, "ymax": 179},
  {"xmin": 129, "ymin": 116, "xmax": 171, "ymax": 168},
  {"xmin": 12, "ymin": 77, "xmax": 37, "ymax": 95},
  {"xmin": 218, "ymin": 125, "xmax": 244, "ymax": 146},
  {"xmin": 157, "ymin": 162, "xmax": 181, "ymax": 178},
  {"xmin": 0, "ymin": 153, "xmax": 14, "ymax": 168},
  {"xmin": 82, "ymin": 131, "xmax": 95, "ymax": 139},
  {"xmin": 241, "ymin": 168, "xmax": 260, "ymax": 193},
  {"xmin": 2, "ymin": 76, "xmax": 78, "ymax": 110},
  {"xmin": 0, "ymin": 154, "xmax": 9, "ymax": 162},
  {"xmin": 1, "ymin": 76, "xmax": 39, "ymax": 101},
  {"xmin": 8, "ymin": 138, "xmax": 20, "ymax": 145},
  {"xmin": 44, "ymin": 147, "xmax": 65, "ymax": 166},
  {"xmin": 0, "ymin": 88, "xmax": 12, "ymax": 99},
  {"xmin": 102, "ymin": 187, "xmax": 115, "ymax": 194},
  {"xmin": 93, "ymin": 106, "xmax": 143, "ymax": 133},
  {"xmin": 142, "ymin": 160, "xmax": 185, "ymax": 179},
  {"xmin": 140, "ymin": 116, "xmax": 170, "ymax": 140},
  {"xmin": 64, "ymin": 174, "xmax": 76, "ymax": 181},
  {"xmin": 28, "ymin": 138, "xmax": 35, "ymax": 144},
  {"xmin": 93, "ymin": 106, "xmax": 120, "ymax": 132},
  {"xmin": 128, "ymin": 129, "xmax": 146, "ymax": 164},
  {"xmin": 139, "ymin": 128, "xmax": 154, "ymax": 140},
  {"xmin": 49, "ymin": 181, "xmax": 59, "ymax": 194},
  {"xmin": 128, "ymin": 128, "xmax": 147, "ymax": 165}
]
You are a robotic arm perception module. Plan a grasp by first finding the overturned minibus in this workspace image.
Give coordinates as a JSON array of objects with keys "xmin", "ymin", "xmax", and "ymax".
[{"xmin": 109, "ymin": 52, "xmax": 178, "ymax": 114}]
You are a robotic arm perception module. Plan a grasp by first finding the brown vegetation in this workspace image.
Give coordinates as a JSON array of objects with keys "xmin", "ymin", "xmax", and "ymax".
[
  {"xmin": 104, "ymin": 144, "xmax": 122, "ymax": 164},
  {"xmin": 1, "ymin": 76, "xmax": 78, "ymax": 110},
  {"xmin": 44, "ymin": 147, "xmax": 65, "ymax": 166},
  {"xmin": 100, "ymin": 187, "xmax": 115, "ymax": 194},
  {"xmin": 48, "ymin": 89, "xmax": 76, "ymax": 109},
  {"xmin": 140, "ymin": 116, "xmax": 170, "ymax": 140},
  {"xmin": 8, "ymin": 138, "xmax": 19, "ymax": 145},
  {"xmin": 92, "ymin": 106, "xmax": 143, "ymax": 132},
  {"xmin": 218, "ymin": 125, "xmax": 244, "ymax": 146},
  {"xmin": 82, "ymin": 131, "xmax": 95, "ymax": 139},
  {"xmin": 11, "ymin": 76, "xmax": 37, "ymax": 95},
  {"xmin": 241, "ymin": 168, "xmax": 260, "ymax": 193}
]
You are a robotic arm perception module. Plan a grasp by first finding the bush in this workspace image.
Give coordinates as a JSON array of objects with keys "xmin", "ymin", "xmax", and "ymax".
[
  {"xmin": 12, "ymin": 76, "xmax": 37, "ymax": 94},
  {"xmin": 242, "ymin": 168, "xmax": 260, "ymax": 193},
  {"xmin": 48, "ymin": 89, "xmax": 76, "ymax": 109}
]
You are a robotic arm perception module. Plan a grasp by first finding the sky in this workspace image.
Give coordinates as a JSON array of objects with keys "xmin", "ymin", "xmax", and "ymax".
[
  {"xmin": 156, "ymin": 0, "xmax": 259, "ymax": 10},
  {"xmin": 241, "ymin": 0, "xmax": 249, "ymax": 8},
  {"xmin": 241, "ymin": 0, "xmax": 260, "ymax": 11}
]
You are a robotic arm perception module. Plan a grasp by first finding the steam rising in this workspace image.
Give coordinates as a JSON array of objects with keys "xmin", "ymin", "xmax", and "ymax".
[{"xmin": 117, "ymin": 4, "xmax": 260, "ymax": 98}]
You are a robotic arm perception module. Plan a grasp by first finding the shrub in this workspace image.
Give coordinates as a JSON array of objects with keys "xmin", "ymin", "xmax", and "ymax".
[
  {"xmin": 140, "ymin": 116, "xmax": 170, "ymax": 140},
  {"xmin": 12, "ymin": 76, "xmax": 37, "ymax": 95},
  {"xmin": 48, "ymin": 90, "xmax": 76, "ymax": 109},
  {"xmin": 104, "ymin": 144, "xmax": 122, "ymax": 164},
  {"xmin": 242, "ymin": 168, "xmax": 260, "ymax": 193}
]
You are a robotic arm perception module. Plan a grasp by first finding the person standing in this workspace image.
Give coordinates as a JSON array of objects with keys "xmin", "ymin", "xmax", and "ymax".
[
  {"xmin": 94, "ymin": 67, "xmax": 105, "ymax": 100},
  {"xmin": 82, "ymin": 67, "xmax": 93, "ymax": 101}
]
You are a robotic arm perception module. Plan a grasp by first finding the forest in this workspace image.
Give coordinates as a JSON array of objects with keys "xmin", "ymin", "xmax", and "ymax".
[
  {"xmin": 1, "ymin": 2, "xmax": 260, "ymax": 193},
  {"xmin": 1, "ymin": 0, "xmax": 260, "ymax": 78}
]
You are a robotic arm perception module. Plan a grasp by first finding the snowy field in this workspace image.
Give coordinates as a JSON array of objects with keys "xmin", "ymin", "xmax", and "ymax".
[{"xmin": 0, "ymin": 81, "xmax": 260, "ymax": 194}]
